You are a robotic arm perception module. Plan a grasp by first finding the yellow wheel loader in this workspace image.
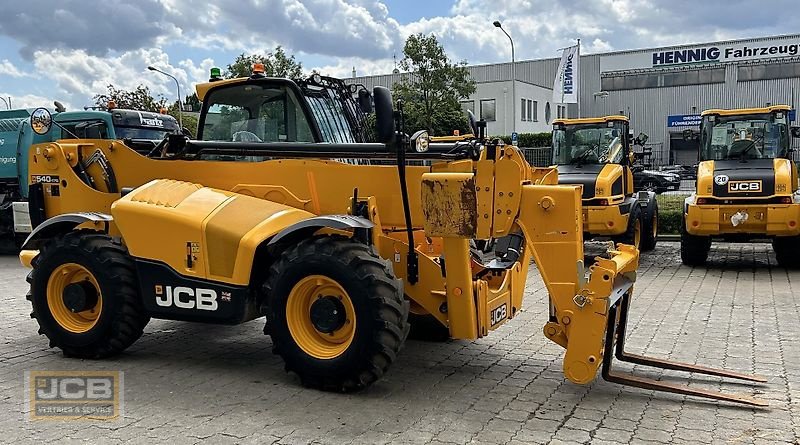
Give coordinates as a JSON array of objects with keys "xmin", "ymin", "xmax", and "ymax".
[
  {"xmin": 551, "ymin": 116, "xmax": 658, "ymax": 252},
  {"xmin": 17, "ymin": 69, "xmax": 766, "ymax": 405},
  {"xmin": 682, "ymin": 105, "xmax": 800, "ymax": 266}
]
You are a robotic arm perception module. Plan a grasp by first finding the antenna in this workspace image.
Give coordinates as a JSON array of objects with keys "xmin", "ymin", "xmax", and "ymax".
[{"xmin": 392, "ymin": 53, "xmax": 400, "ymax": 74}]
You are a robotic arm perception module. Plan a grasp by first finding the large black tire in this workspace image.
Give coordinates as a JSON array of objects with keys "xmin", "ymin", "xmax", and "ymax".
[
  {"xmin": 265, "ymin": 236, "xmax": 409, "ymax": 392},
  {"xmin": 407, "ymin": 313, "xmax": 450, "ymax": 342},
  {"xmin": 640, "ymin": 196, "xmax": 658, "ymax": 252},
  {"xmin": 680, "ymin": 218, "xmax": 711, "ymax": 266},
  {"xmin": 773, "ymin": 236, "xmax": 800, "ymax": 267},
  {"xmin": 27, "ymin": 231, "xmax": 149, "ymax": 358},
  {"xmin": 617, "ymin": 204, "xmax": 643, "ymax": 250}
]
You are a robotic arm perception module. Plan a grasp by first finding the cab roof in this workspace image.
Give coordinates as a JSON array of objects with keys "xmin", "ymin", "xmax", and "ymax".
[
  {"xmin": 701, "ymin": 105, "xmax": 790, "ymax": 117},
  {"xmin": 552, "ymin": 115, "xmax": 629, "ymax": 126},
  {"xmin": 196, "ymin": 76, "xmax": 263, "ymax": 101}
]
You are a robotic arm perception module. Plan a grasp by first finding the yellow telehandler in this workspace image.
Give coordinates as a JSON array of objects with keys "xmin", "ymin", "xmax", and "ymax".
[{"xmin": 18, "ymin": 68, "xmax": 765, "ymax": 405}]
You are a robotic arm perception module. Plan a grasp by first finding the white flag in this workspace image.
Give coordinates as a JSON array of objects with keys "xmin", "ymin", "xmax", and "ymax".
[{"xmin": 553, "ymin": 44, "xmax": 580, "ymax": 104}]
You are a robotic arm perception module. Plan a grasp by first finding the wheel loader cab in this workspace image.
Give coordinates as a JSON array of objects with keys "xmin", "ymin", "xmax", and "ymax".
[
  {"xmin": 552, "ymin": 116, "xmax": 658, "ymax": 251},
  {"xmin": 682, "ymin": 105, "xmax": 800, "ymax": 266}
]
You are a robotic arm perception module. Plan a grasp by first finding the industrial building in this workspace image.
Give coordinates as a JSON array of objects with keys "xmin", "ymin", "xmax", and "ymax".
[{"xmin": 349, "ymin": 33, "xmax": 800, "ymax": 166}]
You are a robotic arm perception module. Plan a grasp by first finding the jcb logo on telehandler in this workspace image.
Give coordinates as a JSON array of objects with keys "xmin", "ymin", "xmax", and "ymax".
[
  {"xmin": 490, "ymin": 303, "xmax": 507, "ymax": 326},
  {"xmin": 155, "ymin": 285, "xmax": 218, "ymax": 311},
  {"xmin": 728, "ymin": 180, "xmax": 762, "ymax": 193}
]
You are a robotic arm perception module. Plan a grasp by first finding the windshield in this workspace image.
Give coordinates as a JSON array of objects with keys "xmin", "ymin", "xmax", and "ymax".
[
  {"xmin": 115, "ymin": 126, "xmax": 175, "ymax": 140},
  {"xmin": 552, "ymin": 121, "xmax": 627, "ymax": 165},
  {"xmin": 201, "ymin": 83, "xmax": 315, "ymax": 143},
  {"xmin": 700, "ymin": 112, "xmax": 789, "ymax": 160}
]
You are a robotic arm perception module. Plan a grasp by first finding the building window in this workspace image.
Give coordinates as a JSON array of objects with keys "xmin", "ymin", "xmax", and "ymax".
[
  {"xmin": 460, "ymin": 100, "xmax": 475, "ymax": 115},
  {"xmin": 480, "ymin": 99, "xmax": 496, "ymax": 121},
  {"xmin": 532, "ymin": 100, "xmax": 538, "ymax": 121},
  {"xmin": 739, "ymin": 61, "xmax": 800, "ymax": 82},
  {"xmin": 601, "ymin": 66, "xmax": 725, "ymax": 91},
  {"xmin": 521, "ymin": 98, "xmax": 527, "ymax": 121},
  {"xmin": 527, "ymin": 100, "xmax": 533, "ymax": 122},
  {"xmin": 545, "ymin": 102, "xmax": 551, "ymax": 124}
]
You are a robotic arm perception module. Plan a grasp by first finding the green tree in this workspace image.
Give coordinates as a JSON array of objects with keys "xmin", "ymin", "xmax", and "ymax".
[
  {"xmin": 393, "ymin": 34, "xmax": 476, "ymax": 136},
  {"xmin": 225, "ymin": 46, "xmax": 304, "ymax": 80},
  {"xmin": 93, "ymin": 85, "xmax": 167, "ymax": 112},
  {"xmin": 166, "ymin": 102, "xmax": 199, "ymax": 136},
  {"xmin": 183, "ymin": 93, "xmax": 201, "ymax": 112}
]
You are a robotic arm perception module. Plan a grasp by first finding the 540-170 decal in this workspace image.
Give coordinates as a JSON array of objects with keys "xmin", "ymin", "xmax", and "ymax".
[{"xmin": 31, "ymin": 175, "xmax": 60, "ymax": 184}]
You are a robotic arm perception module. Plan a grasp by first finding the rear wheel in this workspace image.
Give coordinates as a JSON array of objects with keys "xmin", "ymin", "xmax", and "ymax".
[
  {"xmin": 617, "ymin": 205, "xmax": 643, "ymax": 250},
  {"xmin": 265, "ymin": 236, "xmax": 409, "ymax": 392},
  {"xmin": 27, "ymin": 231, "xmax": 149, "ymax": 358},
  {"xmin": 773, "ymin": 237, "xmax": 800, "ymax": 267},
  {"xmin": 640, "ymin": 197, "xmax": 659, "ymax": 252},
  {"xmin": 680, "ymin": 218, "xmax": 711, "ymax": 266}
]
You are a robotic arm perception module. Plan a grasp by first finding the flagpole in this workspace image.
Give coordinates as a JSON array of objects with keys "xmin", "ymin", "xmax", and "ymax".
[{"xmin": 577, "ymin": 38, "xmax": 581, "ymax": 118}]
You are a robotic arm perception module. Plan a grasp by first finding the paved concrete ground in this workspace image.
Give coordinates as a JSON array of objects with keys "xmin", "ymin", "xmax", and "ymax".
[{"xmin": 1, "ymin": 242, "xmax": 797, "ymax": 444}]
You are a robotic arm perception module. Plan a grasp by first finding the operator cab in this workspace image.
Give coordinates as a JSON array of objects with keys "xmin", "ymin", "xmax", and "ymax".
[
  {"xmin": 552, "ymin": 118, "xmax": 627, "ymax": 166},
  {"xmin": 551, "ymin": 116, "xmax": 640, "ymax": 200},
  {"xmin": 699, "ymin": 106, "xmax": 791, "ymax": 162}
]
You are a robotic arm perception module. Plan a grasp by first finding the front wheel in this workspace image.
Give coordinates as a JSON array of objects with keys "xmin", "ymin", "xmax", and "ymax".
[
  {"xmin": 773, "ymin": 237, "xmax": 800, "ymax": 267},
  {"xmin": 265, "ymin": 236, "xmax": 409, "ymax": 392},
  {"xmin": 640, "ymin": 197, "xmax": 659, "ymax": 252},
  {"xmin": 617, "ymin": 205, "xmax": 643, "ymax": 250},
  {"xmin": 680, "ymin": 218, "xmax": 711, "ymax": 266},
  {"xmin": 27, "ymin": 231, "xmax": 149, "ymax": 358}
]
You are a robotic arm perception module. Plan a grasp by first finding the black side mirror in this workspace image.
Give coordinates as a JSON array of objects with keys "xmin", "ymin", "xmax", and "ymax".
[
  {"xmin": 682, "ymin": 129, "xmax": 693, "ymax": 141},
  {"xmin": 358, "ymin": 89, "xmax": 373, "ymax": 114},
  {"xmin": 634, "ymin": 132, "xmax": 649, "ymax": 145},
  {"xmin": 373, "ymin": 86, "xmax": 395, "ymax": 145},
  {"xmin": 792, "ymin": 126, "xmax": 800, "ymax": 138}
]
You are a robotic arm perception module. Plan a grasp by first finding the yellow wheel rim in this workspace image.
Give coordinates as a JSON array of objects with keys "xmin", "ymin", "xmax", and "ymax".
[
  {"xmin": 634, "ymin": 219, "xmax": 641, "ymax": 249},
  {"xmin": 46, "ymin": 263, "xmax": 103, "ymax": 333},
  {"xmin": 286, "ymin": 275, "xmax": 356, "ymax": 360}
]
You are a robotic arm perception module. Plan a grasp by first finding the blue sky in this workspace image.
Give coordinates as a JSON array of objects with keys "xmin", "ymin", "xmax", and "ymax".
[{"xmin": 0, "ymin": 0, "xmax": 797, "ymax": 110}]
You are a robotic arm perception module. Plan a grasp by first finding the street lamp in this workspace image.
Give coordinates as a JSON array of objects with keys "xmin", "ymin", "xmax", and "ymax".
[
  {"xmin": 494, "ymin": 20, "xmax": 515, "ymax": 134},
  {"xmin": 593, "ymin": 91, "xmax": 609, "ymax": 116},
  {"xmin": 147, "ymin": 66, "xmax": 183, "ymax": 129}
]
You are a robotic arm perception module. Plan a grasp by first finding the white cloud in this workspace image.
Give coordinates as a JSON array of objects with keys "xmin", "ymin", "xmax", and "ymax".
[
  {"xmin": 0, "ymin": 60, "xmax": 27, "ymax": 78},
  {"xmin": 0, "ymin": 92, "xmax": 56, "ymax": 109},
  {"xmin": 31, "ymin": 48, "xmax": 217, "ymax": 108},
  {"xmin": 312, "ymin": 57, "xmax": 396, "ymax": 78},
  {"xmin": 2, "ymin": 0, "xmax": 799, "ymax": 108}
]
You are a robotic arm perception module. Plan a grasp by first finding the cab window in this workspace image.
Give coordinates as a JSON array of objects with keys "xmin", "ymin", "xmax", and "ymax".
[{"xmin": 201, "ymin": 84, "xmax": 315, "ymax": 143}]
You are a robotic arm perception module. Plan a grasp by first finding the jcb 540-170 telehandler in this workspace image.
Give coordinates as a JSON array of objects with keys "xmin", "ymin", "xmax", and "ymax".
[
  {"xmin": 682, "ymin": 105, "xmax": 800, "ymax": 266},
  {"xmin": 18, "ymin": 68, "xmax": 765, "ymax": 405},
  {"xmin": 551, "ymin": 116, "xmax": 658, "ymax": 252}
]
